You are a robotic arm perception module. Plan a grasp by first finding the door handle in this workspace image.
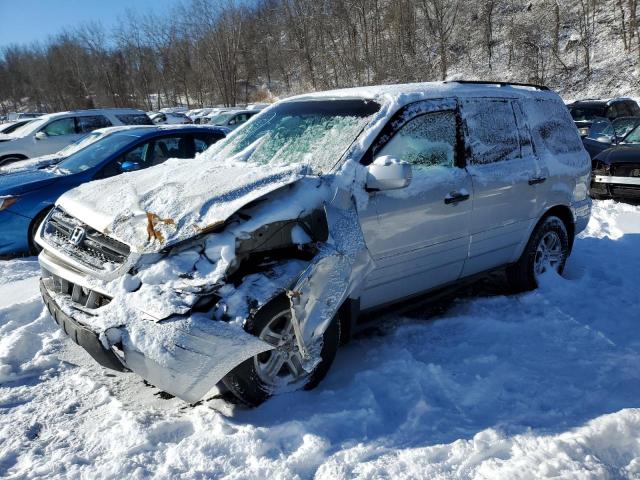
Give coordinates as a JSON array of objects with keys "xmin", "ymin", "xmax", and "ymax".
[
  {"xmin": 528, "ymin": 176, "xmax": 547, "ymax": 185},
  {"xmin": 444, "ymin": 191, "xmax": 470, "ymax": 204}
]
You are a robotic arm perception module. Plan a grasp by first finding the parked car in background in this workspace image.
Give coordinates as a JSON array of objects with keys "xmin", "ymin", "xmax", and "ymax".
[
  {"xmin": 0, "ymin": 119, "xmax": 34, "ymax": 135},
  {"xmin": 206, "ymin": 109, "xmax": 258, "ymax": 130},
  {"xmin": 0, "ymin": 125, "xmax": 226, "ymax": 256},
  {"xmin": 0, "ymin": 127, "xmax": 130, "ymax": 176},
  {"xmin": 591, "ymin": 124, "xmax": 640, "ymax": 200},
  {"xmin": 582, "ymin": 117, "xmax": 640, "ymax": 159},
  {"xmin": 150, "ymin": 111, "xmax": 193, "ymax": 125},
  {"xmin": 0, "ymin": 109, "xmax": 152, "ymax": 166},
  {"xmin": 36, "ymin": 81, "xmax": 590, "ymax": 406},
  {"xmin": 7, "ymin": 112, "xmax": 44, "ymax": 121},
  {"xmin": 567, "ymin": 98, "xmax": 640, "ymax": 137}
]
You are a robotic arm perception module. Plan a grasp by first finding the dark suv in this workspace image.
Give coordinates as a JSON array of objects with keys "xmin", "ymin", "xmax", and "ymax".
[{"xmin": 567, "ymin": 98, "xmax": 640, "ymax": 137}]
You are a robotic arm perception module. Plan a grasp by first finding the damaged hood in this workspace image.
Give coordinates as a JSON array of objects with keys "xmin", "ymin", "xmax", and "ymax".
[{"xmin": 56, "ymin": 158, "xmax": 310, "ymax": 253}]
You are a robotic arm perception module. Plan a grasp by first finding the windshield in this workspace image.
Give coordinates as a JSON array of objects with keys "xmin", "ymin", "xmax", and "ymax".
[
  {"xmin": 56, "ymin": 133, "xmax": 139, "ymax": 174},
  {"xmin": 569, "ymin": 105, "xmax": 606, "ymax": 122},
  {"xmin": 212, "ymin": 113, "xmax": 236, "ymax": 125},
  {"xmin": 55, "ymin": 131, "xmax": 106, "ymax": 157},
  {"xmin": 613, "ymin": 118, "xmax": 640, "ymax": 138},
  {"xmin": 204, "ymin": 99, "xmax": 380, "ymax": 173},
  {"xmin": 7, "ymin": 117, "xmax": 47, "ymax": 137},
  {"xmin": 622, "ymin": 125, "xmax": 640, "ymax": 144}
]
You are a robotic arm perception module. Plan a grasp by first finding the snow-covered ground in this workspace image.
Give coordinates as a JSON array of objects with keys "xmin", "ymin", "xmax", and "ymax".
[{"xmin": 1, "ymin": 200, "xmax": 639, "ymax": 479}]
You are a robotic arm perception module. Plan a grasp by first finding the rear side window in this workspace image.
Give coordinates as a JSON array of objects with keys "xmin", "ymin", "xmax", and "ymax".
[
  {"xmin": 526, "ymin": 98, "xmax": 586, "ymax": 168},
  {"xmin": 116, "ymin": 113, "xmax": 153, "ymax": 125},
  {"xmin": 462, "ymin": 99, "xmax": 520, "ymax": 164},
  {"xmin": 41, "ymin": 117, "xmax": 76, "ymax": 136},
  {"xmin": 77, "ymin": 115, "xmax": 112, "ymax": 133}
]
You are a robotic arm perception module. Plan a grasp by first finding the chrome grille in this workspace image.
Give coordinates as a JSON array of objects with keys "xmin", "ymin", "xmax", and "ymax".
[
  {"xmin": 43, "ymin": 207, "xmax": 130, "ymax": 271},
  {"xmin": 41, "ymin": 268, "xmax": 112, "ymax": 311}
]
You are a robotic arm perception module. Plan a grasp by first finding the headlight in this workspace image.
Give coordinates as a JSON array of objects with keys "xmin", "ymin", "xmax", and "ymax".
[
  {"xmin": 579, "ymin": 127, "xmax": 590, "ymax": 136},
  {"xmin": 0, "ymin": 196, "xmax": 18, "ymax": 211}
]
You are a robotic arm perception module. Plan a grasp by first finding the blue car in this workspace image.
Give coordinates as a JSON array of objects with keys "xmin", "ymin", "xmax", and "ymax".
[{"xmin": 0, "ymin": 125, "xmax": 227, "ymax": 256}]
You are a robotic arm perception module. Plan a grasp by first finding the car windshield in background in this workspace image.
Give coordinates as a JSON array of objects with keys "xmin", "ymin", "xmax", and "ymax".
[
  {"xmin": 56, "ymin": 134, "xmax": 138, "ymax": 174},
  {"xmin": 622, "ymin": 125, "xmax": 640, "ymax": 143},
  {"xmin": 613, "ymin": 117, "xmax": 640, "ymax": 138},
  {"xmin": 55, "ymin": 131, "xmax": 105, "ymax": 157},
  {"xmin": 206, "ymin": 99, "xmax": 380, "ymax": 173},
  {"xmin": 7, "ymin": 117, "xmax": 46, "ymax": 137},
  {"xmin": 212, "ymin": 113, "xmax": 235, "ymax": 125},
  {"xmin": 569, "ymin": 106, "xmax": 606, "ymax": 122}
]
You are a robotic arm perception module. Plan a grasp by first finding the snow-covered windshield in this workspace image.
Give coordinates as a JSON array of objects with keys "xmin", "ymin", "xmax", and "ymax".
[
  {"xmin": 212, "ymin": 113, "xmax": 236, "ymax": 125},
  {"xmin": 622, "ymin": 125, "xmax": 640, "ymax": 143},
  {"xmin": 56, "ymin": 133, "xmax": 138, "ymax": 174},
  {"xmin": 204, "ymin": 99, "xmax": 380, "ymax": 173}
]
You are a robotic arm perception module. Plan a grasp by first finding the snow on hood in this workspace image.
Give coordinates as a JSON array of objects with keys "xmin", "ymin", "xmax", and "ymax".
[{"xmin": 56, "ymin": 158, "xmax": 310, "ymax": 253}]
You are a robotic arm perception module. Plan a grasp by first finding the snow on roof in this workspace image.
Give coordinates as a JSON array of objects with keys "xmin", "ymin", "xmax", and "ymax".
[{"xmin": 284, "ymin": 81, "xmax": 558, "ymax": 108}]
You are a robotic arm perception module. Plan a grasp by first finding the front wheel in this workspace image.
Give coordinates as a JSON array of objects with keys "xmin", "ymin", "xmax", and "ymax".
[
  {"xmin": 222, "ymin": 296, "xmax": 340, "ymax": 407},
  {"xmin": 506, "ymin": 215, "xmax": 570, "ymax": 292}
]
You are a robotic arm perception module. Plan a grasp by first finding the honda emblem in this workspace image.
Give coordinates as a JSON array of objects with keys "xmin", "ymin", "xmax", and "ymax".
[{"xmin": 69, "ymin": 226, "xmax": 86, "ymax": 246}]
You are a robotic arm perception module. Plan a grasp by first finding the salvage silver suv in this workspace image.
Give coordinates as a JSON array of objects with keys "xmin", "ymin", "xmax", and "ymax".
[{"xmin": 37, "ymin": 81, "xmax": 591, "ymax": 406}]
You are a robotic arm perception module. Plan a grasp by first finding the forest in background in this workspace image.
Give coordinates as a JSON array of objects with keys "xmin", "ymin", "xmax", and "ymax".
[{"xmin": 1, "ymin": 0, "xmax": 639, "ymax": 113}]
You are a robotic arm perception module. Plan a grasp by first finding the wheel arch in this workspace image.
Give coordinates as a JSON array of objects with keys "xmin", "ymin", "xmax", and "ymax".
[
  {"xmin": 0, "ymin": 153, "xmax": 29, "ymax": 166},
  {"xmin": 541, "ymin": 204, "xmax": 575, "ymax": 251}
]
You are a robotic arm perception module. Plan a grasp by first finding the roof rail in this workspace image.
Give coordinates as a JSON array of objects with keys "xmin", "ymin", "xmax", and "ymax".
[{"xmin": 444, "ymin": 80, "xmax": 550, "ymax": 91}]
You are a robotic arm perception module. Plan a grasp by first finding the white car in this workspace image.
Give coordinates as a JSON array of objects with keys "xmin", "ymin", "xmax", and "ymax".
[
  {"xmin": 0, "ymin": 109, "xmax": 152, "ymax": 166},
  {"xmin": 37, "ymin": 81, "xmax": 591, "ymax": 406}
]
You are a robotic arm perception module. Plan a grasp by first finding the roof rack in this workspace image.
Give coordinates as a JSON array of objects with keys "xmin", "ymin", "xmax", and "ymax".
[{"xmin": 444, "ymin": 80, "xmax": 550, "ymax": 91}]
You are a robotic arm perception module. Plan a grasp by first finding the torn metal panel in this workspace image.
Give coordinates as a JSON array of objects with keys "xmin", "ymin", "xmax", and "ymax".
[
  {"xmin": 118, "ymin": 314, "xmax": 274, "ymax": 403},
  {"xmin": 288, "ymin": 196, "xmax": 375, "ymax": 358}
]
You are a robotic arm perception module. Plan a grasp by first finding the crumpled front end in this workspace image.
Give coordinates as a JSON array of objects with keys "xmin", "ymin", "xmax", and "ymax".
[{"xmin": 37, "ymin": 171, "xmax": 375, "ymax": 403}]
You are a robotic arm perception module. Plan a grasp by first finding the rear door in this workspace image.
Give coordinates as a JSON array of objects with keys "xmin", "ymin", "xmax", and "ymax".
[
  {"xmin": 460, "ymin": 97, "xmax": 542, "ymax": 277},
  {"xmin": 359, "ymin": 99, "xmax": 473, "ymax": 309}
]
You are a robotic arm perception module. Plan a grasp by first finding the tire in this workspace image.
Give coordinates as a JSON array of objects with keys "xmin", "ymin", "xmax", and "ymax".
[
  {"xmin": 506, "ymin": 215, "xmax": 570, "ymax": 292},
  {"xmin": 222, "ymin": 295, "xmax": 341, "ymax": 407},
  {"xmin": 0, "ymin": 155, "xmax": 28, "ymax": 167},
  {"xmin": 28, "ymin": 207, "xmax": 52, "ymax": 255}
]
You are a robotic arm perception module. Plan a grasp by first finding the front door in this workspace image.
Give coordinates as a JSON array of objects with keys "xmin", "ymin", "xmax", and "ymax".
[
  {"xmin": 33, "ymin": 117, "xmax": 83, "ymax": 156},
  {"xmin": 359, "ymin": 100, "xmax": 473, "ymax": 310}
]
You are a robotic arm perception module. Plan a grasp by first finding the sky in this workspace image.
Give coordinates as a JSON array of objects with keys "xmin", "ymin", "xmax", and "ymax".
[{"xmin": 0, "ymin": 0, "xmax": 179, "ymax": 48}]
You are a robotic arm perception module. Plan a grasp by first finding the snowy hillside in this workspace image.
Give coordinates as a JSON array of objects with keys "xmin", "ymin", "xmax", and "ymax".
[{"xmin": 1, "ymin": 200, "xmax": 640, "ymax": 479}]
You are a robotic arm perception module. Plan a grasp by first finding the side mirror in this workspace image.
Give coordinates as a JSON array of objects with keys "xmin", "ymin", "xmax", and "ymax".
[
  {"xmin": 595, "ymin": 135, "xmax": 613, "ymax": 145},
  {"xmin": 119, "ymin": 161, "xmax": 142, "ymax": 172},
  {"xmin": 34, "ymin": 131, "xmax": 47, "ymax": 140},
  {"xmin": 366, "ymin": 156, "xmax": 412, "ymax": 191}
]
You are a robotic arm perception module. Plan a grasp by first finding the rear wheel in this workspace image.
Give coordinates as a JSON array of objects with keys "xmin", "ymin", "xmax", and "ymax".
[
  {"xmin": 506, "ymin": 215, "xmax": 570, "ymax": 292},
  {"xmin": 222, "ymin": 296, "xmax": 340, "ymax": 407}
]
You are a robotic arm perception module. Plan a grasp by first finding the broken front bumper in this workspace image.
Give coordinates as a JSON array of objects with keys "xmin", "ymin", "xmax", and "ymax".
[
  {"xmin": 40, "ymin": 280, "xmax": 126, "ymax": 372},
  {"xmin": 40, "ymin": 273, "xmax": 274, "ymax": 403}
]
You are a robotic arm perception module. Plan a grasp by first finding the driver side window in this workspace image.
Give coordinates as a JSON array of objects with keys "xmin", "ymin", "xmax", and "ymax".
[
  {"xmin": 42, "ymin": 117, "xmax": 76, "ymax": 136},
  {"xmin": 376, "ymin": 111, "xmax": 457, "ymax": 168}
]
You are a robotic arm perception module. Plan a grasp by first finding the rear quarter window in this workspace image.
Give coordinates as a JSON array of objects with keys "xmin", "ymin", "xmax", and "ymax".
[
  {"xmin": 116, "ymin": 113, "xmax": 153, "ymax": 125},
  {"xmin": 526, "ymin": 98, "xmax": 587, "ymax": 169}
]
